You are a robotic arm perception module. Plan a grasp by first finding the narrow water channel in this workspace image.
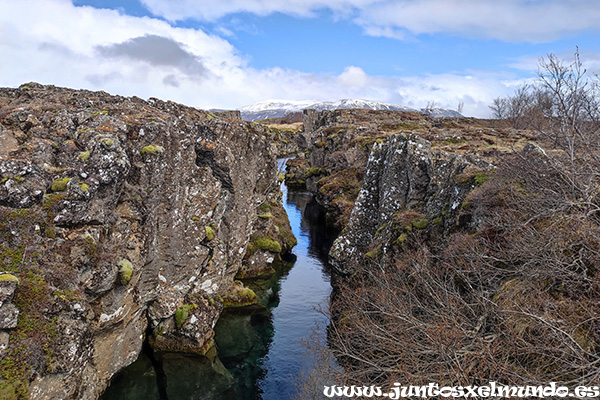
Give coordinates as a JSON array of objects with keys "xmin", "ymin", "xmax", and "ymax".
[{"xmin": 101, "ymin": 157, "xmax": 337, "ymax": 399}]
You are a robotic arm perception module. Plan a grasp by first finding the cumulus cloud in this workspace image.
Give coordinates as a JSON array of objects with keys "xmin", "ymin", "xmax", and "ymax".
[
  {"xmin": 338, "ymin": 66, "xmax": 369, "ymax": 88},
  {"xmin": 0, "ymin": 0, "xmax": 517, "ymax": 117},
  {"xmin": 140, "ymin": 0, "xmax": 600, "ymax": 43}
]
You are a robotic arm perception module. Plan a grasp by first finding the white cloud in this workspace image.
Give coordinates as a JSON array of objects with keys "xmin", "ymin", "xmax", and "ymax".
[
  {"xmin": 357, "ymin": 0, "xmax": 600, "ymax": 42},
  {"xmin": 338, "ymin": 66, "xmax": 369, "ymax": 88},
  {"xmin": 139, "ymin": 0, "xmax": 376, "ymax": 22},
  {"xmin": 139, "ymin": 0, "xmax": 600, "ymax": 43},
  {"xmin": 0, "ymin": 0, "xmax": 518, "ymax": 117}
]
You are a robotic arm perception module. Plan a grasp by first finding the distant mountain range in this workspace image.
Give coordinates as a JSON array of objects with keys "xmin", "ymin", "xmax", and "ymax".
[{"xmin": 237, "ymin": 99, "xmax": 462, "ymax": 121}]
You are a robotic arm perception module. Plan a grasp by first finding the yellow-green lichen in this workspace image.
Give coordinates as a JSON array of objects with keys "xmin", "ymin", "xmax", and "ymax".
[
  {"xmin": 411, "ymin": 217, "xmax": 429, "ymax": 230},
  {"xmin": 205, "ymin": 226, "xmax": 215, "ymax": 241},
  {"xmin": 140, "ymin": 144, "xmax": 164, "ymax": 155},
  {"xmin": 79, "ymin": 183, "xmax": 89, "ymax": 192},
  {"xmin": 175, "ymin": 304, "xmax": 196, "ymax": 329},
  {"xmin": 92, "ymin": 110, "xmax": 108, "ymax": 117},
  {"xmin": 0, "ymin": 274, "xmax": 19, "ymax": 284},
  {"xmin": 100, "ymin": 138, "xmax": 114, "ymax": 147},
  {"xmin": 51, "ymin": 177, "xmax": 70, "ymax": 192},
  {"xmin": 118, "ymin": 259, "xmax": 133, "ymax": 285},
  {"xmin": 394, "ymin": 233, "xmax": 408, "ymax": 245},
  {"xmin": 253, "ymin": 236, "xmax": 281, "ymax": 253},
  {"xmin": 78, "ymin": 151, "xmax": 90, "ymax": 161}
]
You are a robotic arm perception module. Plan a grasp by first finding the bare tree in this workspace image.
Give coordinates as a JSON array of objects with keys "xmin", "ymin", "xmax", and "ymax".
[
  {"xmin": 425, "ymin": 100, "xmax": 437, "ymax": 114},
  {"xmin": 489, "ymin": 96, "xmax": 508, "ymax": 119}
]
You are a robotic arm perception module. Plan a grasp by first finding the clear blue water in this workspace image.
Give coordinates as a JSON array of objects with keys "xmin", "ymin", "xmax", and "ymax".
[
  {"xmin": 257, "ymin": 167, "xmax": 335, "ymax": 399},
  {"xmin": 101, "ymin": 157, "xmax": 336, "ymax": 400}
]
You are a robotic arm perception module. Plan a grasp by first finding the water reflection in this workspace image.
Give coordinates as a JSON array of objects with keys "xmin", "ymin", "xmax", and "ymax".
[{"xmin": 101, "ymin": 158, "xmax": 337, "ymax": 400}]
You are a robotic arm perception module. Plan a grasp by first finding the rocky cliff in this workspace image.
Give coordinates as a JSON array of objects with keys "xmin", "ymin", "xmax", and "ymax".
[
  {"xmin": 0, "ymin": 84, "xmax": 294, "ymax": 399},
  {"xmin": 329, "ymin": 133, "xmax": 491, "ymax": 275}
]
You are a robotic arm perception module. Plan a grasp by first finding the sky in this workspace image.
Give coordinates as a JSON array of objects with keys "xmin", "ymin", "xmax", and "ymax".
[{"xmin": 1, "ymin": 0, "xmax": 599, "ymax": 117}]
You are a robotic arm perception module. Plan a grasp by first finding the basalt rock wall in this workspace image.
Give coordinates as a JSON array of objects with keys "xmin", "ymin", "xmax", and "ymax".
[{"xmin": 0, "ymin": 84, "xmax": 287, "ymax": 399}]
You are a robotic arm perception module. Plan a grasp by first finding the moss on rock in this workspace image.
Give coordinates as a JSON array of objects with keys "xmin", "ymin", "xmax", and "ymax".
[
  {"xmin": 205, "ymin": 226, "xmax": 215, "ymax": 241},
  {"xmin": 51, "ymin": 177, "xmax": 70, "ymax": 192},
  {"xmin": 306, "ymin": 167, "xmax": 328, "ymax": 178},
  {"xmin": 0, "ymin": 274, "xmax": 19, "ymax": 284},
  {"xmin": 411, "ymin": 217, "xmax": 429, "ymax": 230},
  {"xmin": 118, "ymin": 259, "xmax": 133, "ymax": 285},
  {"xmin": 253, "ymin": 236, "xmax": 281, "ymax": 253},
  {"xmin": 140, "ymin": 144, "xmax": 164, "ymax": 155},
  {"xmin": 222, "ymin": 283, "xmax": 258, "ymax": 308},
  {"xmin": 174, "ymin": 304, "xmax": 195, "ymax": 329},
  {"xmin": 77, "ymin": 151, "xmax": 90, "ymax": 162}
]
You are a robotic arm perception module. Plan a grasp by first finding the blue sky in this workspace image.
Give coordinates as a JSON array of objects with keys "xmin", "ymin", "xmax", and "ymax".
[{"xmin": 2, "ymin": 0, "xmax": 600, "ymax": 116}]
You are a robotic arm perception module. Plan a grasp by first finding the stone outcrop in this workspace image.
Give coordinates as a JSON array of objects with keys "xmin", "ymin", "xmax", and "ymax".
[
  {"xmin": 287, "ymin": 109, "xmax": 436, "ymax": 229},
  {"xmin": 0, "ymin": 83, "xmax": 294, "ymax": 399},
  {"xmin": 329, "ymin": 133, "xmax": 491, "ymax": 275}
]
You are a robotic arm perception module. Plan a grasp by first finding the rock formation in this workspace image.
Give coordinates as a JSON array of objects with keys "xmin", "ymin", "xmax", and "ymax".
[
  {"xmin": 0, "ymin": 83, "xmax": 294, "ymax": 399},
  {"xmin": 328, "ymin": 133, "xmax": 490, "ymax": 275}
]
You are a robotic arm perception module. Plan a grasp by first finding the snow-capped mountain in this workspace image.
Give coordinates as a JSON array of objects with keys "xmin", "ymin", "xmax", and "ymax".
[{"xmin": 239, "ymin": 99, "xmax": 462, "ymax": 121}]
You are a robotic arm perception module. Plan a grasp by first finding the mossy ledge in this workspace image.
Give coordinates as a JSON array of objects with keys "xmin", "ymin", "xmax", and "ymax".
[{"xmin": 222, "ymin": 282, "xmax": 258, "ymax": 308}]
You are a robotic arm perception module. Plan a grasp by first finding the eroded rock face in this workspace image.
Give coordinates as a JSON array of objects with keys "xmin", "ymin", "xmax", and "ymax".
[
  {"xmin": 0, "ymin": 83, "xmax": 285, "ymax": 399},
  {"xmin": 329, "ymin": 133, "xmax": 491, "ymax": 275}
]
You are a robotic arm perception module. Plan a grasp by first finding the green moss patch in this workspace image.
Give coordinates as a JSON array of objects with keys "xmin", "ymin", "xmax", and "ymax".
[
  {"xmin": 474, "ymin": 172, "xmax": 490, "ymax": 186},
  {"xmin": 411, "ymin": 217, "xmax": 429, "ymax": 230},
  {"xmin": 205, "ymin": 226, "xmax": 215, "ymax": 241},
  {"xmin": 306, "ymin": 167, "xmax": 328, "ymax": 178},
  {"xmin": 50, "ymin": 177, "xmax": 70, "ymax": 192},
  {"xmin": 174, "ymin": 304, "xmax": 196, "ymax": 329},
  {"xmin": 0, "ymin": 274, "xmax": 19, "ymax": 284},
  {"xmin": 257, "ymin": 205, "xmax": 271, "ymax": 216},
  {"xmin": 1, "ymin": 177, "xmax": 25, "ymax": 185},
  {"xmin": 222, "ymin": 283, "xmax": 258, "ymax": 308},
  {"xmin": 118, "ymin": 259, "xmax": 133, "ymax": 285},
  {"xmin": 140, "ymin": 144, "xmax": 164, "ymax": 155},
  {"xmin": 365, "ymin": 245, "xmax": 381, "ymax": 259},
  {"xmin": 253, "ymin": 236, "xmax": 281, "ymax": 253},
  {"xmin": 77, "ymin": 151, "xmax": 90, "ymax": 162}
]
